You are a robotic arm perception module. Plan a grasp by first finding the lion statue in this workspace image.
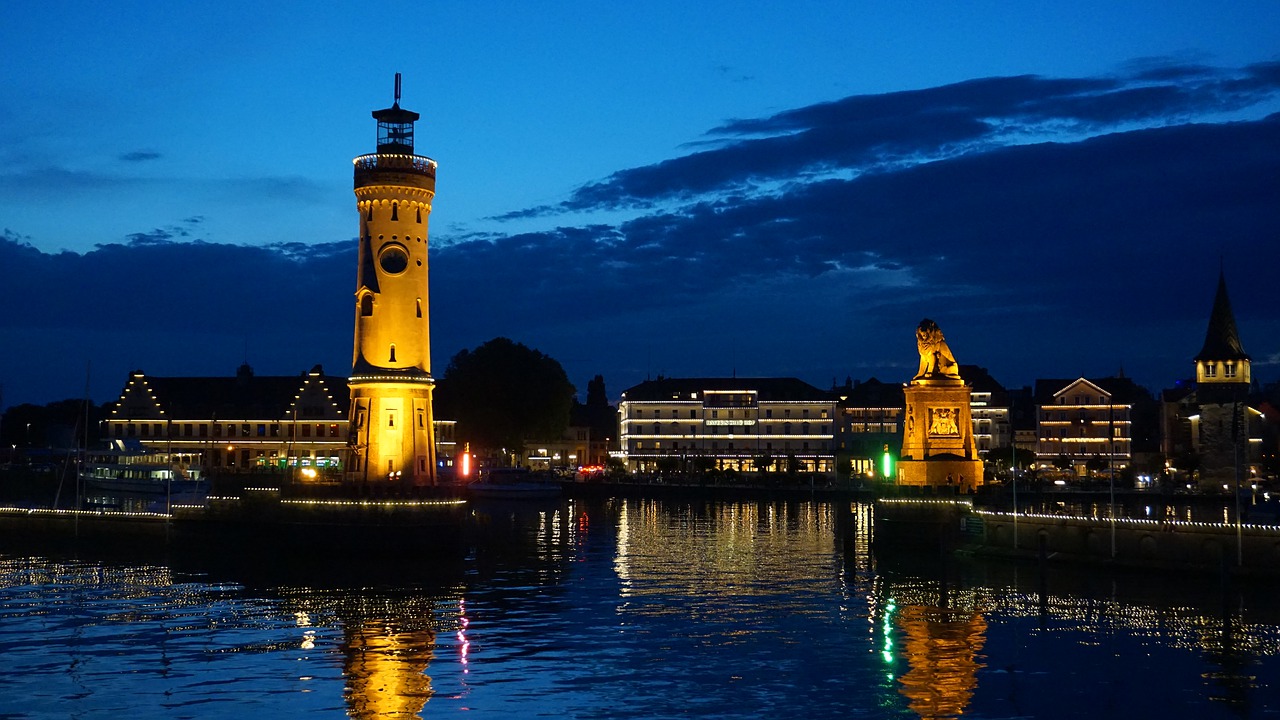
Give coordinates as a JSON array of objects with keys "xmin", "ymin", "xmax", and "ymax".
[{"xmin": 913, "ymin": 318, "xmax": 961, "ymax": 381}]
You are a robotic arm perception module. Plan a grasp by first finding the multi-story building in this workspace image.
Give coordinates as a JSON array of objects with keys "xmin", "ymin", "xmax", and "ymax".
[
  {"xmin": 1034, "ymin": 376, "xmax": 1148, "ymax": 475},
  {"xmin": 961, "ymin": 366, "xmax": 1012, "ymax": 457},
  {"xmin": 836, "ymin": 378, "xmax": 904, "ymax": 479},
  {"xmin": 618, "ymin": 377, "xmax": 837, "ymax": 475},
  {"xmin": 105, "ymin": 364, "xmax": 456, "ymax": 478}
]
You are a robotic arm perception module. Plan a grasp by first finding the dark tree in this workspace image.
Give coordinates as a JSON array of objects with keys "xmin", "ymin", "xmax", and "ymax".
[
  {"xmin": 1, "ymin": 399, "xmax": 107, "ymax": 449},
  {"xmin": 574, "ymin": 374, "xmax": 618, "ymax": 441},
  {"xmin": 1085, "ymin": 454, "xmax": 1110, "ymax": 475},
  {"xmin": 754, "ymin": 453, "xmax": 774, "ymax": 473},
  {"xmin": 434, "ymin": 337, "xmax": 575, "ymax": 457},
  {"xmin": 989, "ymin": 445, "xmax": 1036, "ymax": 470}
]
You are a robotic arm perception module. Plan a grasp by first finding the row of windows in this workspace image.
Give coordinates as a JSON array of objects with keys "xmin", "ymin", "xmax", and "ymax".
[
  {"xmin": 353, "ymin": 410, "xmax": 428, "ymax": 429},
  {"xmin": 1039, "ymin": 411, "xmax": 1129, "ymax": 422},
  {"xmin": 211, "ymin": 448, "xmax": 343, "ymax": 468},
  {"xmin": 1039, "ymin": 425, "xmax": 1131, "ymax": 438},
  {"xmin": 631, "ymin": 440, "xmax": 828, "ymax": 452},
  {"xmin": 628, "ymin": 406, "xmax": 830, "ymax": 420},
  {"xmin": 843, "ymin": 409, "xmax": 903, "ymax": 418},
  {"xmin": 1056, "ymin": 395, "xmax": 1112, "ymax": 405},
  {"xmin": 633, "ymin": 423, "xmax": 831, "ymax": 435},
  {"xmin": 1039, "ymin": 427, "xmax": 1128, "ymax": 438},
  {"xmin": 1203, "ymin": 361, "xmax": 1239, "ymax": 379},
  {"xmin": 360, "ymin": 295, "xmax": 424, "ymax": 318},
  {"xmin": 116, "ymin": 422, "xmax": 341, "ymax": 439},
  {"xmin": 847, "ymin": 423, "xmax": 898, "ymax": 433},
  {"xmin": 1036, "ymin": 446, "xmax": 1129, "ymax": 457}
]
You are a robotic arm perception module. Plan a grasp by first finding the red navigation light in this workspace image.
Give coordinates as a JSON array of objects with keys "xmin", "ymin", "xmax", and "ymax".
[{"xmin": 459, "ymin": 442, "xmax": 473, "ymax": 479}]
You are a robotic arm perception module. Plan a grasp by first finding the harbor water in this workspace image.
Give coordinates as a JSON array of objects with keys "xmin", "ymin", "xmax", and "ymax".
[{"xmin": 1, "ymin": 497, "xmax": 1278, "ymax": 718}]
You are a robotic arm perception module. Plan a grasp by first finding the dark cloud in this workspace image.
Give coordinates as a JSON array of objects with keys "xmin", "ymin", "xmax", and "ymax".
[
  {"xmin": 217, "ymin": 175, "xmax": 330, "ymax": 203},
  {"xmin": 3, "ymin": 62, "xmax": 1278, "ymax": 408},
  {"xmin": 0, "ymin": 166, "xmax": 147, "ymax": 196},
  {"xmin": 556, "ymin": 63, "xmax": 1280, "ymax": 212},
  {"xmin": 119, "ymin": 150, "xmax": 162, "ymax": 162}
]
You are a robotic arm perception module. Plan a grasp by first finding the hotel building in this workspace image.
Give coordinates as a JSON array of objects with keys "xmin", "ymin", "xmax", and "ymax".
[
  {"xmin": 618, "ymin": 378, "xmax": 837, "ymax": 475},
  {"xmin": 1033, "ymin": 376, "xmax": 1145, "ymax": 475}
]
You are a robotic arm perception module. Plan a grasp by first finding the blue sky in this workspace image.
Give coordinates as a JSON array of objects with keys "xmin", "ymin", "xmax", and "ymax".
[{"xmin": 2, "ymin": 1, "xmax": 1279, "ymax": 407}]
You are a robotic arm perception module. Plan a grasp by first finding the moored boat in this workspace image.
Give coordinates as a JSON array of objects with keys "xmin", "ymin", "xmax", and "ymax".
[
  {"xmin": 81, "ymin": 439, "xmax": 207, "ymax": 494},
  {"xmin": 464, "ymin": 467, "xmax": 562, "ymax": 499}
]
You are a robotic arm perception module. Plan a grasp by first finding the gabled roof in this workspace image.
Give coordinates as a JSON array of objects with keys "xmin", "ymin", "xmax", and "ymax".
[
  {"xmin": 111, "ymin": 365, "xmax": 347, "ymax": 421},
  {"xmin": 1194, "ymin": 271, "xmax": 1250, "ymax": 362},
  {"xmin": 837, "ymin": 377, "xmax": 905, "ymax": 409},
  {"xmin": 958, "ymin": 365, "xmax": 1007, "ymax": 394},
  {"xmin": 620, "ymin": 377, "xmax": 834, "ymax": 403},
  {"xmin": 1034, "ymin": 376, "xmax": 1150, "ymax": 406}
]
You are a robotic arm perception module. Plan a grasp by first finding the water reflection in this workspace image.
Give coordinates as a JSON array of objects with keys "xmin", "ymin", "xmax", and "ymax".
[
  {"xmin": 894, "ymin": 604, "xmax": 987, "ymax": 718},
  {"xmin": 342, "ymin": 620, "xmax": 436, "ymax": 717},
  {"xmin": 870, "ymin": 544, "xmax": 1280, "ymax": 718},
  {"xmin": 1, "ymin": 498, "xmax": 1278, "ymax": 718}
]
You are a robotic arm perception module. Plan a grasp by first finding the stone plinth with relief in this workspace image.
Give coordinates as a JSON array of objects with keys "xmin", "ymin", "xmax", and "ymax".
[{"xmin": 897, "ymin": 319, "xmax": 984, "ymax": 491}]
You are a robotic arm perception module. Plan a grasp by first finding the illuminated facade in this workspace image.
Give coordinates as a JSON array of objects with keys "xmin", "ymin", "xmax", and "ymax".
[
  {"xmin": 960, "ymin": 365, "xmax": 1012, "ymax": 456},
  {"xmin": 898, "ymin": 320, "xmax": 983, "ymax": 490},
  {"xmin": 107, "ymin": 365, "xmax": 456, "ymax": 476},
  {"xmin": 108, "ymin": 365, "xmax": 347, "ymax": 472},
  {"xmin": 1034, "ymin": 377, "xmax": 1140, "ymax": 475},
  {"xmin": 347, "ymin": 76, "xmax": 438, "ymax": 485},
  {"xmin": 836, "ymin": 378, "xmax": 904, "ymax": 480},
  {"xmin": 618, "ymin": 378, "xmax": 837, "ymax": 475}
]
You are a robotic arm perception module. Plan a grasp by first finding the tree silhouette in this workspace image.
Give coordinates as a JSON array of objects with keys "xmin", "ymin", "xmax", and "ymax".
[{"xmin": 434, "ymin": 337, "xmax": 575, "ymax": 458}]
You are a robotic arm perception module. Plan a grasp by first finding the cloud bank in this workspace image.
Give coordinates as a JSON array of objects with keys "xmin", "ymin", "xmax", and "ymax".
[{"xmin": 2, "ymin": 61, "xmax": 1278, "ymax": 407}]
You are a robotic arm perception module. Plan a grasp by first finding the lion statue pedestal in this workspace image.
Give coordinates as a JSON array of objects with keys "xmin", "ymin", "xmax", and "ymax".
[{"xmin": 897, "ymin": 319, "xmax": 983, "ymax": 492}]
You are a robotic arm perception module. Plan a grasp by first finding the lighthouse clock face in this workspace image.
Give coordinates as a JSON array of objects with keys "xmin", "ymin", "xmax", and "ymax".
[{"xmin": 378, "ymin": 244, "xmax": 409, "ymax": 275}]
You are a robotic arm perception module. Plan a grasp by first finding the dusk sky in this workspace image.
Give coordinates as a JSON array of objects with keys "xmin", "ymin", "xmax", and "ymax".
[{"xmin": 2, "ymin": 1, "xmax": 1279, "ymax": 409}]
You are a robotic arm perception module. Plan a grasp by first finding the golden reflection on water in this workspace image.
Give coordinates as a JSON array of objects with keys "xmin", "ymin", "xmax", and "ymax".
[
  {"xmin": 341, "ymin": 620, "xmax": 436, "ymax": 718},
  {"xmin": 895, "ymin": 605, "xmax": 987, "ymax": 719}
]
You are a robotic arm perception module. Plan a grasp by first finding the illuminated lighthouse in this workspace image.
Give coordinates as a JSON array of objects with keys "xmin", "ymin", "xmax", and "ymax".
[{"xmin": 347, "ymin": 74, "xmax": 437, "ymax": 485}]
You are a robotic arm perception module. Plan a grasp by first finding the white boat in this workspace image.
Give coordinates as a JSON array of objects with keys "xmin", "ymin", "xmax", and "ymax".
[
  {"xmin": 81, "ymin": 439, "xmax": 207, "ymax": 494},
  {"xmin": 465, "ymin": 468, "xmax": 562, "ymax": 500}
]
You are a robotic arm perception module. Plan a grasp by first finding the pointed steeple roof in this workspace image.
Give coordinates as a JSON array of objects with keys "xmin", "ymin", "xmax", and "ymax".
[{"xmin": 1194, "ymin": 271, "xmax": 1250, "ymax": 362}]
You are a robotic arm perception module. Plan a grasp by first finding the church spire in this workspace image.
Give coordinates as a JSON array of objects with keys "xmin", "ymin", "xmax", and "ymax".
[{"xmin": 1194, "ymin": 270, "xmax": 1249, "ymax": 363}]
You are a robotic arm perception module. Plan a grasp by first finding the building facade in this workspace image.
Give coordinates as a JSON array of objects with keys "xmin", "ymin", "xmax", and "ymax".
[
  {"xmin": 106, "ymin": 365, "xmax": 456, "ymax": 478},
  {"xmin": 1034, "ymin": 377, "xmax": 1142, "ymax": 475},
  {"xmin": 836, "ymin": 378, "xmax": 904, "ymax": 480},
  {"xmin": 961, "ymin": 366, "xmax": 1012, "ymax": 457},
  {"xmin": 347, "ymin": 76, "xmax": 439, "ymax": 485},
  {"xmin": 618, "ymin": 378, "xmax": 837, "ymax": 475}
]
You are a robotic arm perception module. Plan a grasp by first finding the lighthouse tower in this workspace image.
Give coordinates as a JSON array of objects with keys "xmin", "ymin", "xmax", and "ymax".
[{"xmin": 347, "ymin": 74, "xmax": 437, "ymax": 485}]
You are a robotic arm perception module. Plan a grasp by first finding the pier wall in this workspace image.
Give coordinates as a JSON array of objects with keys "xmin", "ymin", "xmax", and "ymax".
[
  {"xmin": 972, "ymin": 511, "xmax": 1280, "ymax": 573},
  {"xmin": 875, "ymin": 499, "xmax": 1280, "ymax": 574}
]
